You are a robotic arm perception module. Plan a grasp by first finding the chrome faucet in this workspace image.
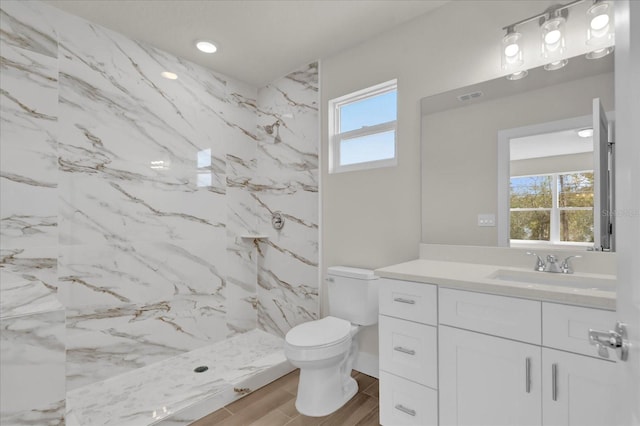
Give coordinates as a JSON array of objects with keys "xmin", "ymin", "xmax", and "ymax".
[
  {"xmin": 526, "ymin": 252, "xmax": 581, "ymax": 274},
  {"xmin": 526, "ymin": 252, "xmax": 545, "ymax": 272},
  {"xmin": 560, "ymin": 255, "xmax": 582, "ymax": 274},
  {"xmin": 544, "ymin": 255, "xmax": 562, "ymax": 273}
]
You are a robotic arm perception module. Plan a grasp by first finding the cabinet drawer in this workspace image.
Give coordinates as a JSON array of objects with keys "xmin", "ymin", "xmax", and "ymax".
[
  {"xmin": 379, "ymin": 371, "xmax": 437, "ymax": 426},
  {"xmin": 439, "ymin": 288, "xmax": 541, "ymax": 344},
  {"xmin": 543, "ymin": 302, "xmax": 617, "ymax": 358},
  {"xmin": 379, "ymin": 315, "xmax": 437, "ymax": 388},
  {"xmin": 379, "ymin": 278, "xmax": 437, "ymax": 325}
]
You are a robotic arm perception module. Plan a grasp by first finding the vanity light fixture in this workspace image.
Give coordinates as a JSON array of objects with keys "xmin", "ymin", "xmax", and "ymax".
[
  {"xmin": 586, "ymin": 0, "xmax": 614, "ymax": 58},
  {"xmin": 500, "ymin": 0, "xmax": 615, "ymax": 79},
  {"xmin": 196, "ymin": 40, "xmax": 218, "ymax": 53},
  {"xmin": 501, "ymin": 27, "xmax": 525, "ymax": 74},
  {"xmin": 541, "ymin": 8, "xmax": 568, "ymax": 70},
  {"xmin": 160, "ymin": 71, "xmax": 178, "ymax": 80}
]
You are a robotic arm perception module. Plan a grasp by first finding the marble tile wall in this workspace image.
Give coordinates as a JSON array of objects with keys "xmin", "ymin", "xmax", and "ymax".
[
  {"xmin": 255, "ymin": 64, "xmax": 319, "ymax": 337},
  {"xmin": 1, "ymin": 0, "xmax": 318, "ymax": 399}
]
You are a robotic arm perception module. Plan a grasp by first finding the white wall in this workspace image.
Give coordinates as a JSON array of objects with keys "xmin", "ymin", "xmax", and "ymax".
[{"xmin": 320, "ymin": 0, "xmax": 611, "ymax": 374}]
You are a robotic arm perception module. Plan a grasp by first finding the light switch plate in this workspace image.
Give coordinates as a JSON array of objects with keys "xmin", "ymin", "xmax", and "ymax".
[{"xmin": 478, "ymin": 213, "xmax": 496, "ymax": 227}]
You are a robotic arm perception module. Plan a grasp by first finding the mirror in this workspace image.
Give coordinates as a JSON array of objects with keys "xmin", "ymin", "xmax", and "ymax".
[{"xmin": 421, "ymin": 53, "xmax": 614, "ymax": 251}]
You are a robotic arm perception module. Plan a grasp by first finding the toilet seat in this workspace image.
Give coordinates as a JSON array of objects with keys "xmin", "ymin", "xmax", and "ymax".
[
  {"xmin": 284, "ymin": 316, "xmax": 353, "ymax": 362},
  {"xmin": 285, "ymin": 316, "xmax": 352, "ymax": 348}
]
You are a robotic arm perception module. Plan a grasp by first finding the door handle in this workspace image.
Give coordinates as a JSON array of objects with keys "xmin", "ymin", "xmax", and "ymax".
[
  {"xmin": 551, "ymin": 363, "xmax": 558, "ymax": 402},
  {"xmin": 588, "ymin": 322, "xmax": 629, "ymax": 361},
  {"xmin": 525, "ymin": 357, "xmax": 531, "ymax": 393}
]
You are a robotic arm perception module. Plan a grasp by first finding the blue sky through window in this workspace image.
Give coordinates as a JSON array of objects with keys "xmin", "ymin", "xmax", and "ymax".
[
  {"xmin": 340, "ymin": 90, "xmax": 397, "ymax": 133},
  {"xmin": 340, "ymin": 131, "xmax": 395, "ymax": 166}
]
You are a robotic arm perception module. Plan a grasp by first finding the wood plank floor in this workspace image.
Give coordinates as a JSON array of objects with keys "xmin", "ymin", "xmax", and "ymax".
[{"xmin": 191, "ymin": 370, "xmax": 379, "ymax": 426}]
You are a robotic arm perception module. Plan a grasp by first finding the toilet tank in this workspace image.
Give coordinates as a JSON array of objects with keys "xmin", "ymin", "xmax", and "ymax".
[{"xmin": 327, "ymin": 266, "xmax": 379, "ymax": 326}]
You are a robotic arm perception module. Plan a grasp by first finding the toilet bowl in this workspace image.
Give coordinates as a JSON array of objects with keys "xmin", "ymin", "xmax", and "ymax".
[{"xmin": 284, "ymin": 266, "xmax": 378, "ymax": 417}]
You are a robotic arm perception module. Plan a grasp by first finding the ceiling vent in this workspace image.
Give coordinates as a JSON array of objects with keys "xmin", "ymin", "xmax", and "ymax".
[{"xmin": 457, "ymin": 91, "xmax": 484, "ymax": 102}]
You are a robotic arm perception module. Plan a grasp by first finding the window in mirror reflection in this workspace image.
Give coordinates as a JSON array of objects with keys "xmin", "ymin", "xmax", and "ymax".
[{"xmin": 510, "ymin": 172, "xmax": 594, "ymax": 244}]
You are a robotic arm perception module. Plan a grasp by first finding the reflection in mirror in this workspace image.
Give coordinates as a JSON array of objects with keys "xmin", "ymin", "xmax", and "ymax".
[
  {"xmin": 421, "ymin": 53, "xmax": 614, "ymax": 251},
  {"xmin": 508, "ymin": 125, "xmax": 596, "ymax": 247}
]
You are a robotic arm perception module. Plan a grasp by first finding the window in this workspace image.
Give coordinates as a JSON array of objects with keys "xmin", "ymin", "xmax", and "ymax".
[
  {"xmin": 328, "ymin": 79, "xmax": 397, "ymax": 173},
  {"xmin": 510, "ymin": 171, "xmax": 594, "ymax": 245}
]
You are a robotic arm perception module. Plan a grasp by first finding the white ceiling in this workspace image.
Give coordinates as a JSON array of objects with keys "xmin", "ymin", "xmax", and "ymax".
[
  {"xmin": 510, "ymin": 129, "xmax": 594, "ymax": 161},
  {"xmin": 45, "ymin": 0, "xmax": 447, "ymax": 87}
]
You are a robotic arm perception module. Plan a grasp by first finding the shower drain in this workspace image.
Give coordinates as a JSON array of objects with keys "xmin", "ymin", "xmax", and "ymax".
[{"xmin": 193, "ymin": 365, "xmax": 208, "ymax": 373}]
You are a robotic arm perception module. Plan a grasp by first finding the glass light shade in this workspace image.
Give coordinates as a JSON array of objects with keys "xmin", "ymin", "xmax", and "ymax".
[
  {"xmin": 507, "ymin": 70, "xmax": 528, "ymax": 81},
  {"xmin": 502, "ymin": 31, "xmax": 524, "ymax": 71},
  {"xmin": 586, "ymin": 1, "xmax": 614, "ymax": 55},
  {"xmin": 544, "ymin": 59, "xmax": 568, "ymax": 71},
  {"xmin": 541, "ymin": 16, "xmax": 566, "ymax": 60}
]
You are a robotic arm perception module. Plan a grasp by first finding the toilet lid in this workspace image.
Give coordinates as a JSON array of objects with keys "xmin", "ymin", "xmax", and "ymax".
[{"xmin": 285, "ymin": 316, "xmax": 352, "ymax": 348}]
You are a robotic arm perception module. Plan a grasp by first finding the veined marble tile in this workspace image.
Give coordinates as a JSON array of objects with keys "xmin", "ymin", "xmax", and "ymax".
[
  {"xmin": 58, "ymin": 172, "xmax": 227, "ymax": 246},
  {"xmin": 0, "ymin": 1, "xmax": 58, "ymax": 58},
  {"xmin": 58, "ymin": 237, "xmax": 226, "ymax": 308},
  {"xmin": 256, "ymin": 62, "xmax": 319, "ymax": 176},
  {"xmin": 67, "ymin": 329, "xmax": 286, "ymax": 426},
  {"xmin": 0, "ymin": 277, "xmax": 62, "ymax": 318},
  {"xmin": 65, "ymin": 295, "xmax": 227, "ymax": 390},
  {"xmin": 1, "ymin": 42, "xmax": 58, "ymax": 249},
  {"xmin": 0, "ymin": 246, "xmax": 58, "ymax": 291},
  {"xmin": 255, "ymin": 63, "xmax": 319, "ymax": 336},
  {"xmin": 0, "ymin": 308, "xmax": 65, "ymax": 426}
]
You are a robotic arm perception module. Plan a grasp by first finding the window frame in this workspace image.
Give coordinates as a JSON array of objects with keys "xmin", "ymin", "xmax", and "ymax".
[
  {"xmin": 328, "ymin": 79, "xmax": 398, "ymax": 174},
  {"xmin": 509, "ymin": 170, "xmax": 594, "ymax": 247}
]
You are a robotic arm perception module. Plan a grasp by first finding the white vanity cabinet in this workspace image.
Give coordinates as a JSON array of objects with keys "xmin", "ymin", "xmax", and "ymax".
[
  {"xmin": 438, "ymin": 288, "xmax": 543, "ymax": 426},
  {"xmin": 438, "ymin": 290, "xmax": 619, "ymax": 426},
  {"xmin": 541, "ymin": 303, "xmax": 619, "ymax": 426},
  {"xmin": 378, "ymin": 280, "xmax": 619, "ymax": 426},
  {"xmin": 378, "ymin": 278, "xmax": 438, "ymax": 426}
]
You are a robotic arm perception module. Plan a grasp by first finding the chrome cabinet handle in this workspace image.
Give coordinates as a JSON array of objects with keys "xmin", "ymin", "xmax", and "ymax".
[
  {"xmin": 393, "ymin": 346, "xmax": 416, "ymax": 356},
  {"xmin": 552, "ymin": 363, "xmax": 558, "ymax": 401},
  {"xmin": 393, "ymin": 297, "xmax": 415, "ymax": 304},
  {"xmin": 395, "ymin": 404, "xmax": 416, "ymax": 416},
  {"xmin": 525, "ymin": 357, "xmax": 531, "ymax": 393}
]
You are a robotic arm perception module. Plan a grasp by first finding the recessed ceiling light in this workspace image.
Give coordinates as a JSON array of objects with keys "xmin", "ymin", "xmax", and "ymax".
[
  {"xmin": 577, "ymin": 128, "xmax": 594, "ymax": 138},
  {"xmin": 196, "ymin": 41, "xmax": 218, "ymax": 54},
  {"xmin": 160, "ymin": 71, "xmax": 178, "ymax": 80}
]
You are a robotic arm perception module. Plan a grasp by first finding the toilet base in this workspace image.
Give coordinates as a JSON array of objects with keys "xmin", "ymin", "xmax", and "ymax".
[{"xmin": 294, "ymin": 368, "xmax": 358, "ymax": 417}]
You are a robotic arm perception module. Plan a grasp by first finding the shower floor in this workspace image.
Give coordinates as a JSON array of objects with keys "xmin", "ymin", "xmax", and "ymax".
[{"xmin": 66, "ymin": 329, "xmax": 293, "ymax": 426}]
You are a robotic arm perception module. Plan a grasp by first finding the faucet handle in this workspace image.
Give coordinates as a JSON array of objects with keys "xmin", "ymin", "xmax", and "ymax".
[
  {"xmin": 560, "ymin": 255, "xmax": 582, "ymax": 274},
  {"xmin": 526, "ymin": 251, "xmax": 546, "ymax": 272}
]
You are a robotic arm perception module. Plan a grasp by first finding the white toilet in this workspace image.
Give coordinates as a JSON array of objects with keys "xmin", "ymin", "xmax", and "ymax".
[{"xmin": 284, "ymin": 266, "xmax": 378, "ymax": 417}]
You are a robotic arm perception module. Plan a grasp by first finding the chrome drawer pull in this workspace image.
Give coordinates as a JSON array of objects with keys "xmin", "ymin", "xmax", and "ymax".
[
  {"xmin": 525, "ymin": 357, "xmax": 531, "ymax": 393},
  {"xmin": 393, "ymin": 297, "xmax": 416, "ymax": 304},
  {"xmin": 552, "ymin": 363, "xmax": 558, "ymax": 401},
  {"xmin": 394, "ymin": 346, "xmax": 416, "ymax": 355},
  {"xmin": 395, "ymin": 404, "xmax": 416, "ymax": 416}
]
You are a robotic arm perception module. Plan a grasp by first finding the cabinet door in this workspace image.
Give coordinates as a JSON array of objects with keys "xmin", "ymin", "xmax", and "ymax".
[
  {"xmin": 439, "ymin": 326, "xmax": 542, "ymax": 426},
  {"xmin": 542, "ymin": 348, "xmax": 619, "ymax": 426}
]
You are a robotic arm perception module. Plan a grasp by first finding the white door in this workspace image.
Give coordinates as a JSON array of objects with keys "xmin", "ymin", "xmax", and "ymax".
[
  {"xmin": 542, "ymin": 348, "xmax": 618, "ymax": 426},
  {"xmin": 614, "ymin": 1, "xmax": 640, "ymax": 424},
  {"xmin": 593, "ymin": 98, "xmax": 611, "ymax": 251},
  {"xmin": 439, "ymin": 326, "xmax": 541, "ymax": 426}
]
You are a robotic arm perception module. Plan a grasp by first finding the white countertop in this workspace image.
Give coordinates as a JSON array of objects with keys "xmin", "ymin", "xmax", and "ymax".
[{"xmin": 375, "ymin": 259, "xmax": 616, "ymax": 310}]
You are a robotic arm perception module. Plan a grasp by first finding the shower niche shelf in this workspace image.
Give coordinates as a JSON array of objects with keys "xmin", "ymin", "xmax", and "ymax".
[{"xmin": 240, "ymin": 234, "xmax": 269, "ymax": 240}]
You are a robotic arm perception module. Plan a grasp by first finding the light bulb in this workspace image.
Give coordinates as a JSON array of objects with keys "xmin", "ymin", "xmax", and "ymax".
[
  {"xmin": 590, "ymin": 14, "xmax": 610, "ymax": 30},
  {"xmin": 501, "ymin": 30, "xmax": 524, "ymax": 71},
  {"xmin": 504, "ymin": 43, "xmax": 519, "ymax": 57},
  {"xmin": 544, "ymin": 29, "xmax": 562, "ymax": 45}
]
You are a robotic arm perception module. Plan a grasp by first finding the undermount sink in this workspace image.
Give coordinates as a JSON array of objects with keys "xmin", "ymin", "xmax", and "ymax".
[{"xmin": 487, "ymin": 269, "xmax": 616, "ymax": 291}]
